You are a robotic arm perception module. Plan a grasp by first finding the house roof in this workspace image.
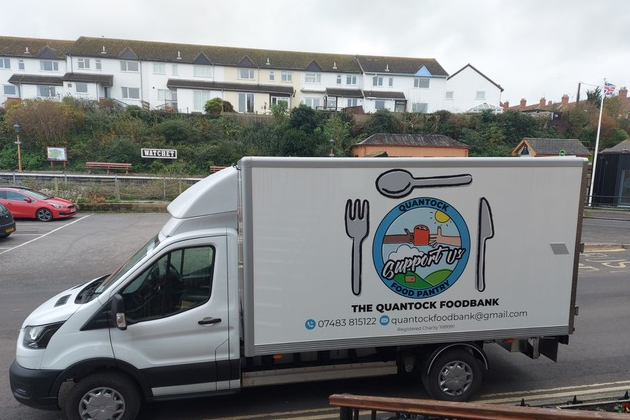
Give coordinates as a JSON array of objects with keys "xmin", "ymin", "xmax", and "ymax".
[
  {"xmin": 357, "ymin": 133, "xmax": 468, "ymax": 148},
  {"xmin": 362, "ymin": 90, "xmax": 406, "ymax": 100},
  {"xmin": 448, "ymin": 63, "xmax": 504, "ymax": 92},
  {"xmin": 0, "ymin": 36, "xmax": 73, "ymax": 58},
  {"xmin": 67, "ymin": 37, "xmax": 363, "ymax": 73},
  {"xmin": 8, "ymin": 74, "xmax": 64, "ymax": 86},
  {"xmin": 167, "ymin": 79, "xmax": 294, "ymax": 95},
  {"xmin": 511, "ymin": 138, "xmax": 591, "ymax": 157},
  {"xmin": 356, "ymin": 55, "xmax": 448, "ymax": 77},
  {"xmin": 601, "ymin": 139, "xmax": 630, "ymax": 154},
  {"xmin": 325, "ymin": 88, "xmax": 363, "ymax": 98},
  {"xmin": 62, "ymin": 73, "xmax": 114, "ymax": 85}
]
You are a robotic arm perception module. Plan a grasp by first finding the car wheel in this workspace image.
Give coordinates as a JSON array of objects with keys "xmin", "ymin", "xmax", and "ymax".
[
  {"xmin": 64, "ymin": 371, "xmax": 141, "ymax": 420},
  {"xmin": 36, "ymin": 208, "xmax": 53, "ymax": 222}
]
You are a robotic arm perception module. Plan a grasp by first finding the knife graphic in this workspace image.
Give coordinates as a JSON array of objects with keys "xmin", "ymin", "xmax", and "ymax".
[{"xmin": 476, "ymin": 197, "xmax": 494, "ymax": 292}]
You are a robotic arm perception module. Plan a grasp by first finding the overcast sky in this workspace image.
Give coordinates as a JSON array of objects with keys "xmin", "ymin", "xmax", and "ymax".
[{"xmin": 2, "ymin": 0, "xmax": 628, "ymax": 106}]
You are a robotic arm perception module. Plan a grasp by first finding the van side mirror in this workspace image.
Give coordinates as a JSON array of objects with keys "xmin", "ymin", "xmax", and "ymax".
[{"xmin": 111, "ymin": 294, "xmax": 127, "ymax": 330}]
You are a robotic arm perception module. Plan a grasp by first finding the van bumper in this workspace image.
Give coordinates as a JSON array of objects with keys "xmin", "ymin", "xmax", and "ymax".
[{"xmin": 9, "ymin": 360, "xmax": 61, "ymax": 411}]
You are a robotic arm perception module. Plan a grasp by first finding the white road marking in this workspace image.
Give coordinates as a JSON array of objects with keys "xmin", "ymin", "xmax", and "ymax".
[{"xmin": 0, "ymin": 214, "xmax": 93, "ymax": 256}]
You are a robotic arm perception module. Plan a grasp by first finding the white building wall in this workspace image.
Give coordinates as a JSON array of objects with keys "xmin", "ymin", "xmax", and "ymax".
[{"xmin": 443, "ymin": 67, "xmax": 502, "ymax": 113}]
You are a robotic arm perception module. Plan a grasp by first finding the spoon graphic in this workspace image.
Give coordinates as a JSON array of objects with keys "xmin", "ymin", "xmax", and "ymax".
[{"xmin": 375, "ymin": 169, "xmax": 472, "ymax": 198}]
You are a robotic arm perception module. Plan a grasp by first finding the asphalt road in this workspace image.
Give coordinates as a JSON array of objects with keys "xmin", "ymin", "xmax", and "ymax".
[{"xmin": 1, "ymin": 213, "xmax": 629, "ymax": 420}]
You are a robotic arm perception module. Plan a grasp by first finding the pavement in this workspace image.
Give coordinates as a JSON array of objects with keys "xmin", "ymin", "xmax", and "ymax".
[{"xmin": 582, "ymin": 208, "xmax": 630, "ymax": 251}]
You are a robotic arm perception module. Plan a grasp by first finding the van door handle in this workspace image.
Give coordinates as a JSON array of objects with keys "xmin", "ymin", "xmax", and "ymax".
[{"xmin": 198, "ymin": 317, "xmax": 222, "ymax": 325}]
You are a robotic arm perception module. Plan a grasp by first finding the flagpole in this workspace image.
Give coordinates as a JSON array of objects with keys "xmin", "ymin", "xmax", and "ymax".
[{"xmin": 588, "ymin": 79, "xmax": 606, "ymax": 207}]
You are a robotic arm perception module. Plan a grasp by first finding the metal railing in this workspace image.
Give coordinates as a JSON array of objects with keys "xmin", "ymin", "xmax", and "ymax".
[
  {"xmin": 0, "ymin": 171, "xmax": 202, "ymax": 202},
  {"xmin": 329, "ymin": 394, "xmax": 630, "ymax": 420}
]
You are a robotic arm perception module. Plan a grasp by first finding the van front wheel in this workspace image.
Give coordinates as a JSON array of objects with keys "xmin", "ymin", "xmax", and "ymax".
[{"xmin": 65, "ymin": 371, "xmax": 141, "ymax": 420}]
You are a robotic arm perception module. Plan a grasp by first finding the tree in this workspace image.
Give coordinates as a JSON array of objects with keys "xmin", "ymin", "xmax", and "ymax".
[
  {"xmin": 204, "ymin": 98, "xmax": 223, "ymax": 115},
  {"xmin": 361, "ymin": 109, "xmax": 401, "ymax": 137},
  {"xmin": 5, "ymin": 98, "xmax": 83, "ymax": 148},
  {"xmin": 322, "ymin": 114, "xmax": 352, "ymax": 156}
]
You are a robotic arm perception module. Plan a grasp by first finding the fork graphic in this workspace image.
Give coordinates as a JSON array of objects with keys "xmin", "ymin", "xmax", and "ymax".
[{"xmin": 345, "ymin": 199, "xmax": 370, "ymax": 296}]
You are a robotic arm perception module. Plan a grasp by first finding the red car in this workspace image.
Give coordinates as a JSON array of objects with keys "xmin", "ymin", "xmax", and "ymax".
[{"xmin": 0, "ymin": 187, "xmax": 77, "ymax": 222}]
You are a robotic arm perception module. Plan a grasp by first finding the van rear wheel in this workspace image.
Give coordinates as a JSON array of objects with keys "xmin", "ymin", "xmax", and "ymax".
[
  {"xmin": 65, "ymin": 371, "xmax": 141, "ymax": 420},
  {"xmin": 423, "ymin": 348, "xmax": 482, "ymax": 402}
]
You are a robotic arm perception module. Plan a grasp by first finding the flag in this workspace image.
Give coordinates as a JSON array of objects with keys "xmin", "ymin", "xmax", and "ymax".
[{"xmin": 604, "ymin": 82, "xmax": 616, "ymax": 97}]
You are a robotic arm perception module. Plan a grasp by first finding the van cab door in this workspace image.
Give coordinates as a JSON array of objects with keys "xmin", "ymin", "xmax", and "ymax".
[{"xmin": 109, "ymin": 235, "xmax": 235, "ymax": 397}]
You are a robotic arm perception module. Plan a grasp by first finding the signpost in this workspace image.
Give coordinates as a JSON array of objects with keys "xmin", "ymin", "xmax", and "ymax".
[{"xmin": 141, "ymin": 148, "xmax": 177, "ymax": 159}]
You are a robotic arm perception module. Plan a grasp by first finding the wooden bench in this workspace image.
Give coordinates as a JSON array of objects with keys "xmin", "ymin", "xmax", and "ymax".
[
  {"xmin": 209, "ymin": 165, "xmax": 227, "ymax": 173},
  {"xmin": 86, "ymin": 162, "xmax": 132, "ymax": 174}
]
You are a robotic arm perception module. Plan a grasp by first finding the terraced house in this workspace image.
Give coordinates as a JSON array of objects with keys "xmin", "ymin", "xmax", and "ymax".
[{"xmin": 0, "ymin": 35, "xmax": 503, "ymax": 115}]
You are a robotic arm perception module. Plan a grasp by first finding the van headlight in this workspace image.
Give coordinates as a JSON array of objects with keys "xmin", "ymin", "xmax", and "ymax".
[{"xmin": 23, "ymin": 322, "xmax": 64, "ymax": 349}]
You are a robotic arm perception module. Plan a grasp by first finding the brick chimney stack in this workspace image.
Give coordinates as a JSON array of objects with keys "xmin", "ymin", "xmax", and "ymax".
[
  {"xmin": 520, "ymin": 98, "xmax": 527, "ymax": 109},
  {"xmin": 562, "ymin": 94, "xmax": 569, "ymax": 106},
  {"xmin": 620, "ymin": 87, "xmax": 628, "ymax": 98},
  {"xmin": 539, "ymin": 98, "xmax": 546, "ymax": 107}
]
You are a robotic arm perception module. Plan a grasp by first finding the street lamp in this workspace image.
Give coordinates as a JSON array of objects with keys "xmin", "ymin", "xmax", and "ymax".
[
  {"xmin": 13, "ymin": 124, "xmax": 22, "ymax": 172},
  {"xmin": 329, "ymin": 138, "xmax": 335, "ymax": 157}
]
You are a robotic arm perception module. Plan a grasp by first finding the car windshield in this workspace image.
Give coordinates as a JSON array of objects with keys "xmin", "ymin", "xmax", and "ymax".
[
  {"xmin": 22, "ymin": 189, "xmax": 51, "ymax": 200},
  {"xmin": 94, "ymin": 235, "xmax": 161, "ymax": 295}
]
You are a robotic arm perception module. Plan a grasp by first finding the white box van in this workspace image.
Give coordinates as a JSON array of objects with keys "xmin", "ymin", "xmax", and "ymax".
[{"xmin": 10, "ymin": 157, "xmax": 586, "ymax": 420}]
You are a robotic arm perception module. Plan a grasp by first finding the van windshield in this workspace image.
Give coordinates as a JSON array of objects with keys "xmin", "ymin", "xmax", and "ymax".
[{"xmin": 94, "ymin": 235, "xmax": 161, "ymax": 295}]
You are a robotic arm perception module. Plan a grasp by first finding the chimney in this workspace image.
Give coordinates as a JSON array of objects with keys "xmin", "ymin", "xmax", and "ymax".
[
  {"xmin": 620, "ymin": 87, "xmax": 628, "ymax": 98},
  {"xmin": 562, "ymin": 94, "xmax": 569, "ymax": 106},
  {"xmin": 539, "ymin": 98, "xmax": 546, "ymax": 107},
  {"xmin": 503, "ymin": 101, "xmax": 509, "ymax": 110},
  {"xmin": 520, "ymin": 98, "xmax": 527, "ymax": 109}
]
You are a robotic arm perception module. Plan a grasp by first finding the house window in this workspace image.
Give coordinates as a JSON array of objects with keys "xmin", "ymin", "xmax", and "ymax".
[
  {"xmin": 375, "ymin": 100, "xmax": 386, "ymax": 109},
  {"xmin": 476, "ymin": 91, "xmax": 486, "ymax": 100},
  {"xmin": 37, "ymin": 85, "xmax": 56, "ymax": 97},
  {"xmin": 336, "ymin": 75, "xmax": 342, "ymax": 85},
  {"xmin": 76, "ymin": 82, "xmax": 88, "ymax": 93},
  {"xmin": 153, "ymin": 63, "xmax": 166, "ymax": 74},
  {"xmin": 78, "ymin": 58, "xmax": 90, "ymax": 69},
  {"xmin": 305, "ymin": 72, "xmax": 321, "ymax": 83},
  {"xmin": 121, "ymin": 87, "xmax": 140, "ymax": 99},
  {"xmin": 40, "ymin": 60, "xmax": 59, "ymax": 71},
  {"xmin": 95, "ymin": 59, "xmax": 102, "ymax": 70},
  {"xmin": 388, "ymin": 77, "xmax": 393, "ymax": 87},
  {"xmin": 304, "ymin": 97, "xmax": 321, "ymax": 109},
  {"xmin": 0, "ymin": 58, "xmax": 11, "ymax": 69},
  {"xmin": 414, "ymin": 78, "xmax": 430, "ymax": 88},
  {"xmin": 239, "ymin": 68, "xmax": 255, "ymax": 80},
  {"xmin": 271, "ymin": 96, "xmax": 290, "ymax": 107},
  {"xmin": 346, "ymin": 75, "xmax": 357, "ymax": 85},
  {"xmin": 281, "ymin": 71, "xmax": 292, "ymax": 82},
  {"xmin": 347, "ymin": 98, "xmax": 358, "ymax": 107},
  {"xmin": 3, "ymin": 85, "xmax": 17, "ymax": 96},
  {"xmin": 326, "ymin": 97, "xmax": 337, "ymax": 109},
  {"xmin": 158, "ymin": 89, "xmax": 177, "ymax": 101},
  {"xmin": 445, "ymin": 91, "xmax": 454, "ymax": 100},
  {"xmin": 18, "ymin": 60, "xmax": 25, "ymax": 70},
  {"xmin": 238, "ymin": 92, "xmax": 254, "ymax": 113},
  {"xmin": 193, "ymin": 90, "xmax": 212, "ymax": 111},
  {"xmin": 171, "ymin": 64, "xmax": 178, "ymax": 75},
  {"xmin": 269, "ymin": 70, "xmax": 275, "ymax": 81},
  {"xmin": 120, "ymin": 60, "xmax": 139, "ymax": 72},
  {"xmin": 372, "ymin": 76, "xmax": 383, "ymax": 86},
  {"xmin": 193, "ymin": 65, "xmax": 212, "ymax": 77},
  {"xmin": 412, "ymin": 102, "xmax": 428, "ymax": 113}
]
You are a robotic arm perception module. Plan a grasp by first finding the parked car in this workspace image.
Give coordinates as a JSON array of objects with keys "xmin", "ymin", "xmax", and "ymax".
[
  {"xmin": 0, "ymin": 187, "xmax": 77, "ymax": 222},
  {"xmin": 0, "ymin": 202, "xmax": 16, "ymax": 238}
]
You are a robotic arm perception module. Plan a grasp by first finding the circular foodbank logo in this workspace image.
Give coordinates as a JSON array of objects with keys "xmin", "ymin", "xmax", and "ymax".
[{"xmin": 373, "ymin": 197, "xmax": 470, "ymax": 299}]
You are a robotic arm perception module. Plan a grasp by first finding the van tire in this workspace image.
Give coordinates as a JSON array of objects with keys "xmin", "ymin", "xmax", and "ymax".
[
  {"xmin": 424, "ymin": 348, "xmax": 482, "ymax": 402},
  {"xmin": 64, "ymin": 371, "xmax": 141, "ymax": 420}
]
